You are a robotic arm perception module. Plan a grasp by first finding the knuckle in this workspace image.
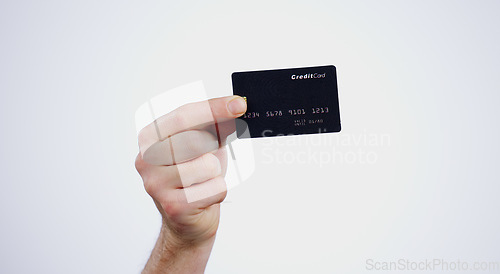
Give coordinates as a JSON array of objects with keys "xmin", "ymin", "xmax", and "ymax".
[
  {"xmin": 135, "ymin": 154, "xmax": 146, "ymax": 173},
  {"xmin": 143, "ymin": 173, "xmax": 166, "ymax": 196},
  {"xmin": 161, "ymin": 197, "xmax": 184, "ymax": 218},
  {"xmin": 143, "ymin": 178, "xmax": 159, "ymax": 196},
  {"xmin": 163, "ymin": 203, "xmax": 179, "ymax": 217}
]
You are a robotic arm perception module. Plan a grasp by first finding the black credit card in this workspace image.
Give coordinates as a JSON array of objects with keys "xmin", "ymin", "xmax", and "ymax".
[{"xmin": 232, "ymin": 65, "xmax": 341, "ymax": 138}]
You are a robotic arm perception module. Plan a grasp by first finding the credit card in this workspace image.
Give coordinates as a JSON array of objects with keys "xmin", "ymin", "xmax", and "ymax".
[{"xmin": 232, "ymin": 65, "xmax": 341, "ymax": 138}]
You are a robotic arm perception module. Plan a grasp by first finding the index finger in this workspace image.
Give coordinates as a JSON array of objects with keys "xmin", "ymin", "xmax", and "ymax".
[{"xmin": 138, "ymin": 95, "xmax": 247, "ymax": 159}]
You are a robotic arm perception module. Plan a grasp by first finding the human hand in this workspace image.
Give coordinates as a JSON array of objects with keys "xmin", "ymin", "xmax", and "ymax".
[{"xmin": 135, "ymin": 96, "xmax": 247, "ymax": 273}]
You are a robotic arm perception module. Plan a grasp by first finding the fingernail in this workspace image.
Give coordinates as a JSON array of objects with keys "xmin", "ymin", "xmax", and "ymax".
[{"xmin": 228, "ymin": 96, "xmax": 247, "ymax": 115}]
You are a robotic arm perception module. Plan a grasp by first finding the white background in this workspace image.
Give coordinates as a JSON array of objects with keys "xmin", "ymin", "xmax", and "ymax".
[{"xmin": 1, "ymin": 1, "xmax": 499, "ymax": 273}]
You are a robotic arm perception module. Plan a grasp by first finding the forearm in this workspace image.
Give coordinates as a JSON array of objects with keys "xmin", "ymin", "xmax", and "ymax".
[{"xmin": 143, "ymin": 221, "xmax": 216, "ymax": 274}]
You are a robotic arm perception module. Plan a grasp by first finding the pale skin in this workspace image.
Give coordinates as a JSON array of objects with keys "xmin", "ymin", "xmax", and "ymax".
[{"xmin": 135, "ymin": 96, "xmax": 247, "ymax": 273}]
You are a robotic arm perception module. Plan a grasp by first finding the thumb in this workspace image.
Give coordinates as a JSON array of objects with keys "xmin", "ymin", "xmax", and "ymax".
[{"xmin": 209, "ymin": 95, "xmax": 247, "ymax": 122}]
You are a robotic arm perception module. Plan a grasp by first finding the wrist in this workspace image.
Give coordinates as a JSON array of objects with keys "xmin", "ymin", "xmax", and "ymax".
[
  {"xmin": 143, "ymin": 220, "xmax": 216, "ymax": 274},
  {"xmin": 160, "ymin": 219, "xmax": 217, "ymax": 253}
]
